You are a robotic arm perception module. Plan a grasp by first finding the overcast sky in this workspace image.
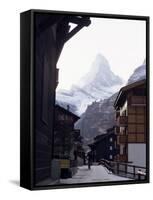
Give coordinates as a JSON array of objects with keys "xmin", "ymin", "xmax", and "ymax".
[{"xmin": 57, "ymin": 17, "xmax": 146, "ymax": 90}]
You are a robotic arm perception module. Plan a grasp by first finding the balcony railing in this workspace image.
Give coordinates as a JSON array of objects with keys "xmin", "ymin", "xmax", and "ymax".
[
  {"xmin": 99, "ymin": 159, "xmax": 146, "ymax": 180},
  {"xmin": 130, "ymin": 96, "xmax": 146, "ymax": 106}
]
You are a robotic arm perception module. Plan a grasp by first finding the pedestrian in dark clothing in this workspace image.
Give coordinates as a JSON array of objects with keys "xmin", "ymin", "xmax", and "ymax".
[
  {"xmin": 87, "ymin": 152, "xmax": 92, "ymax": 170},
  {"xmin": 83, "ymin": 152, "xmax": 86, "ymax": 165}
]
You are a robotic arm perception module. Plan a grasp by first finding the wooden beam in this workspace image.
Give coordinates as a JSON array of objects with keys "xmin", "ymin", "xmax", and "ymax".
[
  {"xmin": 64, "ymin": 24, "xmax": 85, "ymax": 42},
  {"xmin": 67, "ymin": 16, "xmax": 91, "ymax": 26}
]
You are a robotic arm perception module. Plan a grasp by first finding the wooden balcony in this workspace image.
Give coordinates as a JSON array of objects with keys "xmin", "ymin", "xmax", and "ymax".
[
  {"xmin": 117, "ymin": 133, "xmax": 145, "ymax": 143},
  {"xmin": 116, "ymin": 116, "xmax": 128, "ymax": 127},
  {"xmin": 127, "ymin": 133, "xmax": 145, "ymax": 143},
  {"xmin": 118, "ymin": 135, "xmax": 127, "ymax": 144},
  {"xmin": 115, "ymin": 126, "xmax": 120, "ymax": 134},
  {"xmin": 130, "ymin": 96, "xmax": 146, "ymax": 106}
]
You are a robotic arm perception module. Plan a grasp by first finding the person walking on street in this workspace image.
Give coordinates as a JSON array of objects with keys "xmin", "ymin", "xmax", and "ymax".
[{"xmin": 87, "ymin": 152, "xmax": 92, "ymax": 170}]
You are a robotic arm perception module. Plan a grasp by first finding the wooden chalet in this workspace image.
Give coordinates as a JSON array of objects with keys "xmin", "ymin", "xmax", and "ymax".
[
  {"xmin": 54, "ymin": 105, "xmax": 80, "ymax": 159},
  {"xmin": 114, "ymin": 79, "xmax": 146, "ymax": 168},
  {"xmin": 53, "ymin": 105, "xmax": 81, "ymax": 178}
]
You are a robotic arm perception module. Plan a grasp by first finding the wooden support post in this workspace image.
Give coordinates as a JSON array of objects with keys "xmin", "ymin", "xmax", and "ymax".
[
  {"xmin": 117, "ymin": 163, "xmax": 119, "ymax": 174},
  {"xmin": 133, "ymin": 166, "xmax": 136, "ymax": 178},
  {"xmin": 138, "ymin": 173, "xmax": 141, "ymax": 180},
  {"xmin": 125, "ymin": 164, "xmax": 127, "ymax": 175}
]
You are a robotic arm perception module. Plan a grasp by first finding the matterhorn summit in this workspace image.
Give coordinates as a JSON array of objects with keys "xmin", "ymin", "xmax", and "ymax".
[{"xmin": 56, "ymin": 54, "xmax": 123, "ymax": 115}]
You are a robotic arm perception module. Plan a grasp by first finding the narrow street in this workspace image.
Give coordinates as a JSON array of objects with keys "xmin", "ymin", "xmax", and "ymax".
[{"xmin": 60, "ymin": 164, "xmax": 131, "ymax": 184}]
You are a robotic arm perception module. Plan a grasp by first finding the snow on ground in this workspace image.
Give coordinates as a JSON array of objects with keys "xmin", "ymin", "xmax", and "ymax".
[{"xmin": 60, "ymin": 165, "xmax": 131, "ymax": 184}]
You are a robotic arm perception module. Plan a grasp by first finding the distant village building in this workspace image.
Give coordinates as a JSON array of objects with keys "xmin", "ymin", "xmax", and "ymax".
[
  {"xmin": 88, "ymin": 127, "xmax": 117, "ymax": 162},
  {"xmin": 54, "ymin": 105, "xmax": 80, "ymax": 158},
  {"xmin": 114, "ymin": 79, "xmax": 146, "ymax": 168},
  {"xmin": 54, "ymin": 105, "xmax": 83, "ymax": 178}
]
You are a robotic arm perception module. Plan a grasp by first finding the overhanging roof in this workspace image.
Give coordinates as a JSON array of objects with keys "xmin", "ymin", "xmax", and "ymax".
[
  {"xmin": 55, "ymin": 104, "xmax": 80, "ymax": 121},
  {"xmin": 114, "ymin": 79, "xmax": 146, "ymax": 109}
]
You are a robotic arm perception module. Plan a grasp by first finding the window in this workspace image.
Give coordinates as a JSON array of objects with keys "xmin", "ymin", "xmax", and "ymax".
[
  {"xmin": 137, "ymin": 115, "xmax": 145, "ymax": 123},
  {"xmin": 58, "ymin": 115, "xmax": 65, "ymax": 120},
  {"xmin": 128, "ymin": 124, "xmax": 136, "ymax": 133},
  {"xmin": 120, "ymin": 145, "xmax": 124, "ymax": 155},
  {"xmin": 109, "ymin": 137, "xmax": 113, "ymax": 142},
  {"xmin": 110, "ymin": 146, "xmax": 112, "ymax": 150},
  {"xmin": 133, "ymin": 88, "xmax": 146, "ymax": 96},
  {"xmin": 128, "ymin": 106, "xmax": 136, "ymax": 114},
  {"xmin": 137, "ymin": 124, "xmax": 145, "ymax": 133},
  {"xmin": 137, "ymin": 107, "xmax": 145, "ymax": 114},
  {"xmin": 128, "ymin": 115, "xmax": 136, "ymax": 123},
  {"xmin": 109, "ymin": 155, "xmax": 112, "ymax": 159}
]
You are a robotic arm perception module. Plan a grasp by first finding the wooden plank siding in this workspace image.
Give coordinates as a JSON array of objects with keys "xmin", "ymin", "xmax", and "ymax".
[{"xmin": 127, "ymin": 103, "xmax": 146, "ymax": 143}]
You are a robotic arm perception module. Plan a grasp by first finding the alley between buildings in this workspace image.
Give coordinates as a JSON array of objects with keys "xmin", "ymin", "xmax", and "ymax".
[{"xmin": 60, "ymin": 164, "xmax": 131, "ymax": 184}]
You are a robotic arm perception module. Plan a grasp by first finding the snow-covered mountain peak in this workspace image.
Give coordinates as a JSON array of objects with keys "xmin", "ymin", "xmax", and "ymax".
[
  {"xmin": 93, "ymin": 54, "xmax": 110, "ymax": 71},
  {"xmin": 56, "ymin": 54, "xmax": 124, "ymax": 115},
  {"xmin": 78, "ymin": 54, "xmax": 123, "ymax": 88}
]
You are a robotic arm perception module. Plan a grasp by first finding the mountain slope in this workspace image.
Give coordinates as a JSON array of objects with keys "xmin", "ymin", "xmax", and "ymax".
[
  {"xmin": 127, "ymin": 60, "xmax": 146, "ymax": 84},
  {"xmin": 75, "ymin": 59, "xmax": 146, "ymax": 142},
  {"xmin": 75, "ymin": 93, "xmax": 117, "ymax": 143}
]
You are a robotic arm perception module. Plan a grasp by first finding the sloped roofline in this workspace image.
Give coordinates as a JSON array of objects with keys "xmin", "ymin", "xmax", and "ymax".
[
  {"xmin": 55, "ymin": 104, "xmax": 80, "ymax": 120},
  {"xmin": 114, "ymin": 79, "xmax": 146, "ymax": 109}
]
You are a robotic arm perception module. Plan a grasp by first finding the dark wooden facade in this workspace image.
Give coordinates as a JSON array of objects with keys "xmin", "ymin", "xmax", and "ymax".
[
  {"xmin": 35, "ymin": 13, "xmax": 91, "ymax": 184},
  {"xmin": 89, "ymin": 127, "xmax": 117, "ymax": 162},
  {"xmin": 53, "ymin": 105, "xmax": 82, "ymax": 178},
  {"xmin": 53, "ymin": 105, "xmax": 80, "ymax": 159}
]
